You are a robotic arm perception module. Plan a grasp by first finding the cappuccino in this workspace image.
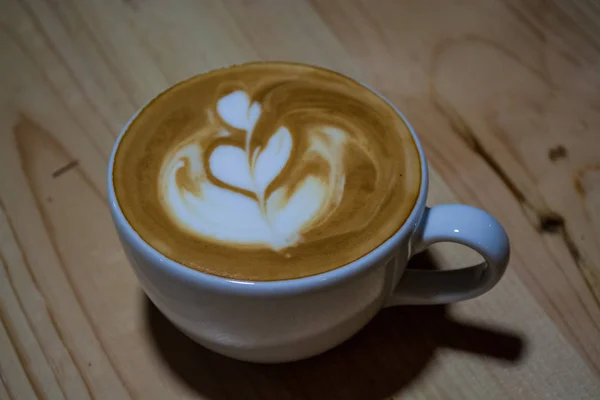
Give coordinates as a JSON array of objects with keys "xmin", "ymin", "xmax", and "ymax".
[{"xmin": 113, "ymin": 62, "xmax": 420, "ymax": 280}]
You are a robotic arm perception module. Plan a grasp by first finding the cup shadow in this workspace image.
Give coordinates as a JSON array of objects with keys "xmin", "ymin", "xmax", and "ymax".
[{"xmin": 144, "ymin": 251, "xmax": 525, "ymax": 400}]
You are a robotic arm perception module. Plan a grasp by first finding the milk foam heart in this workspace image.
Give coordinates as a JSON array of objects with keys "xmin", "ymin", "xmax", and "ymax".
[
  {"xmin": 113, "ymin": 62, "xmax": 421, "ymax": 280},
  {"xmin": 160, "ymin": 90, "xmax": 348, "ymax": 251}
]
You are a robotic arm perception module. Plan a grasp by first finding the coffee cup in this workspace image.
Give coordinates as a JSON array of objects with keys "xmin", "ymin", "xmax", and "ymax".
[{"xmin": 108, "ymin": 63, "xmax": 509, "ymax": 363}]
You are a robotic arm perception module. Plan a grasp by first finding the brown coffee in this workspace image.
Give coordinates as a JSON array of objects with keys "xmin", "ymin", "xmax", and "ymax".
[{"xmin": 113, "ymin": 62, "xmax": 421, "ymax": 281}]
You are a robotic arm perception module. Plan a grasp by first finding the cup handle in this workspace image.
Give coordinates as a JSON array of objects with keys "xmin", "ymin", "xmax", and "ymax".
[{"xmin": 386, "ymin": 204, "xmax": 510, "ymax": 306}]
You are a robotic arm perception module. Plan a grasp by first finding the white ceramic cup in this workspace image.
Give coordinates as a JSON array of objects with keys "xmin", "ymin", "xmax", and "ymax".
[{"xmin": 108, "ymin": 81, "xmax": 510, "ymax": 363}]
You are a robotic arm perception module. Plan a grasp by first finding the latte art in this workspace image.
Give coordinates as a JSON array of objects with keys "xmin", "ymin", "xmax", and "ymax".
[
  {"xmin": 160, "ymin": 88, "xmax": 373, "ymax": 252},
  {"xmin": 113, "ymin": 62, "xmax": 421, "ymax": 280}
]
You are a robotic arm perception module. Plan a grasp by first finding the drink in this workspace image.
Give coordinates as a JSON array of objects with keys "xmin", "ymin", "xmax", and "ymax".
[
  {"xmin": 112, "ymin": 62, "xmax": 421, "ymax": 281},
  {"xmin": 111, "ymin": 62, "xmax": 509, "ymax": 362}
]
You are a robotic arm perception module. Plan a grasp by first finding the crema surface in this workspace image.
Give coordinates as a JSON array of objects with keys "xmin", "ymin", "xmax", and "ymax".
[{"xmin": 113, "ymin": 62, "xmax": 421, "ymax": 281}]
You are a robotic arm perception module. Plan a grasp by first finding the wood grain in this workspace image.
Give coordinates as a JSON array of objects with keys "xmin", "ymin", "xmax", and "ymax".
[{"xmin": 0, "ymin": 0, "xmax": 599, "ymax": 398}]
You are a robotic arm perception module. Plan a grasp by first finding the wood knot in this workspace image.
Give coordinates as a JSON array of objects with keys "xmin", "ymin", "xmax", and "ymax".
[
  {"xmin": 548, "ymin": 145, "xmax": 567, "ymax": 162},
  {"xmin": 539, "ymin": 213, "xmax": 564, "ymax": 233}
]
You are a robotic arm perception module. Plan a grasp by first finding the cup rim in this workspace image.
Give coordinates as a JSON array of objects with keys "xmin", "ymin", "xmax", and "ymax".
[{"xmin": 107, "ymin": 62, "xmax": 429, "ymax": 296}]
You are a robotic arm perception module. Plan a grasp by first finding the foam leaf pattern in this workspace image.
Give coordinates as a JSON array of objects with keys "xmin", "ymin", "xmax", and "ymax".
[
  {"xmin": 209, "ymin": 145, "xmax": 253, "ymax": 192},
  {"xmin": 252, "ymin": 126, "xmax": 293, "ymax": 196},
  {"xmin": 217, "ymin": 91, "xmax": 251, "ymax": 130},
  {"xmin": 212, "ymin": 93, "xmax": 293, "ymax": 204}
]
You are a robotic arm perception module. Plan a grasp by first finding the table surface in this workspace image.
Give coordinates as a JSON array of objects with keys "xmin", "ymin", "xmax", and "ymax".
[{"xmin": 1, "ymin": 0, "xmax": 600, "ymax": 399}]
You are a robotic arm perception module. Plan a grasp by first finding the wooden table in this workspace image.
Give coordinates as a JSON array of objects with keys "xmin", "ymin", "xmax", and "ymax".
[{"xmin": 1, "ymin": 0, "xmax": 599, "ymax": 398}]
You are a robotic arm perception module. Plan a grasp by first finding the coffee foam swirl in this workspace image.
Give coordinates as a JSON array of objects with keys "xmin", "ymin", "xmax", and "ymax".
[
  {"xmin": 113, "ymin": 63, "xmax": 421, "ymax": 280},
  {"xmin": 159, "ymin": 87, "xmax": 371, "ymax": 252}
]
